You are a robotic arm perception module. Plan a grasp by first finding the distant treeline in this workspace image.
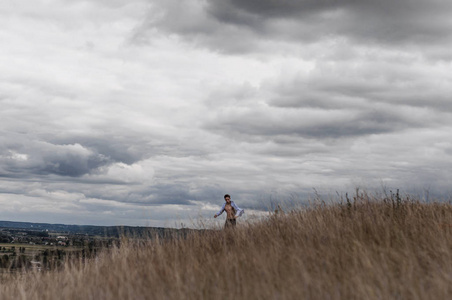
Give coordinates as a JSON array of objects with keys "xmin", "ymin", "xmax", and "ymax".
[{"xmin": 0, "ymin": 220, "xmax": 199, "ymax": 238}]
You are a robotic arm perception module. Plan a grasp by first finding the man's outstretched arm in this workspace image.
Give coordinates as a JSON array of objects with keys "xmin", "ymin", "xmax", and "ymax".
[{"xmin": 214, "ymin": 203, "xmax": 226, "ymax": 218}]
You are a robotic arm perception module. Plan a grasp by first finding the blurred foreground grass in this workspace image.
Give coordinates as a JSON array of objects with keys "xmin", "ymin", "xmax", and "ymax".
[{"xmin": 1, "ymin": 192, "xmax": 452, "ymax": 299}]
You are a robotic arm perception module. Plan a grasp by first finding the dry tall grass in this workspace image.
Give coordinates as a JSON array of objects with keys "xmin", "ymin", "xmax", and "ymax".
[{"xmin": 1, "ymin": 193, "xmax": 452, "ymax": 299}]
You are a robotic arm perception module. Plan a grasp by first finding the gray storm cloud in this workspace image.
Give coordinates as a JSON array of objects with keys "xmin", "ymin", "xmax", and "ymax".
[
  {"xmin": 208, "ymin": 0, "xmax": 452, "ymax": 45},
  {"xmin": 0, "ymin": 137, "xmax": 108, "ymax": 178},
  {"xmin": 141, "ymin": 0, "xmax": 452, "ymax": 57}
]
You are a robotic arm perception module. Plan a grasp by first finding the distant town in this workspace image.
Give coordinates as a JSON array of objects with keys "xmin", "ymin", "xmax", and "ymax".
[{"xmin": 0, "ymin": 220, "xmax": 195, "ymax": 271}]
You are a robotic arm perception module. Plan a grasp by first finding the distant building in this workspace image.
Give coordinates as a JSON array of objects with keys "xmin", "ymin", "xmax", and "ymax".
[{"xmin": 30, "ymin": 261, "xmax": 41, "ymax": 271}]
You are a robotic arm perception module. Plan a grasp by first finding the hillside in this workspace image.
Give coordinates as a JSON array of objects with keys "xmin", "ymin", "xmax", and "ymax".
[{"xmin": 1, "ymin": 193, "xmax": 452, "ymax": 299}]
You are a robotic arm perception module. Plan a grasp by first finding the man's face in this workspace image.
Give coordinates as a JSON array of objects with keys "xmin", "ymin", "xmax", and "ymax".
[{"xmin": 225, "ymin": 196, "xmax": 231, "ymax": 204}]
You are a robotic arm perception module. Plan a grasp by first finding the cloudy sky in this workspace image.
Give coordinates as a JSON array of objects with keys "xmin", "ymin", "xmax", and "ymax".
[{"xmin": 1, "ymin": 0, "xmax": 451, "ymax": 227}]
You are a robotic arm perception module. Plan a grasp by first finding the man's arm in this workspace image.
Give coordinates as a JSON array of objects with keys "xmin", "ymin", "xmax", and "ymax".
[
  {"xmin": 214, "ymin": 203, "xmax": 226, "ymax": 218},
  {"xmin": 231, "ymin": 201, "xmax": 244, "ymax": 218}
]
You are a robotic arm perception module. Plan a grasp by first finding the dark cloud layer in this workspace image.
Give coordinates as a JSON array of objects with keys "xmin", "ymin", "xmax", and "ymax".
[
  {"xmin": 1, "ymin": 134, "xmax": 143, "ymax": 179},
  {"xmin": 208, "ymin": 0, "xmax": 452, "ymax": 44},
  {"xmin": 139, "ymin": 0, "xmax": 452, "ymax": 57}
]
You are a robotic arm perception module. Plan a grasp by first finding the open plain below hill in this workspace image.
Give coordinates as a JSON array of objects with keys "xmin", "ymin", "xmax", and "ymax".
[
  {"xmin": 0, "ymin": 220, "xmax": 193, "ymax": 238},
  {"xmin": 1, "ymin": 193, "xmax": 452, "ymax": 299}
]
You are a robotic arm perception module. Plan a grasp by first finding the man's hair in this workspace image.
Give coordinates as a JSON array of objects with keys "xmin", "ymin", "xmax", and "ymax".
[{"xmin": 224, "ymin": 194, "xmax": 231, "ymax": 199}]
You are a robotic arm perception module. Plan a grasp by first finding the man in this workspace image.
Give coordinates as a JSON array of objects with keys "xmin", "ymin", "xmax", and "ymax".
[{"xmin": 214, "ymin": 194, "xmax": 244, "ymax": 228}]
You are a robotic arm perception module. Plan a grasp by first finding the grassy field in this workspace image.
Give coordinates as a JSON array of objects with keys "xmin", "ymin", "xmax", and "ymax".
[
  {"xmin": 0, "ymin": 243, "xmax": 77, "ymax": 252},
  {"xmin": 0, "ymin": 243, "xmax": 84, "ymax": 257},
  {"xmin": 0, "ymin": 192, "xmax": 452, "ymax": 299}
]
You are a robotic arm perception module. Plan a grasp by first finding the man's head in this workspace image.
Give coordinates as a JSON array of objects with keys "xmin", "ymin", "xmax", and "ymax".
[{"xmin": 224, "ymin": 194, "xmax": 231, "ymax": 203}]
